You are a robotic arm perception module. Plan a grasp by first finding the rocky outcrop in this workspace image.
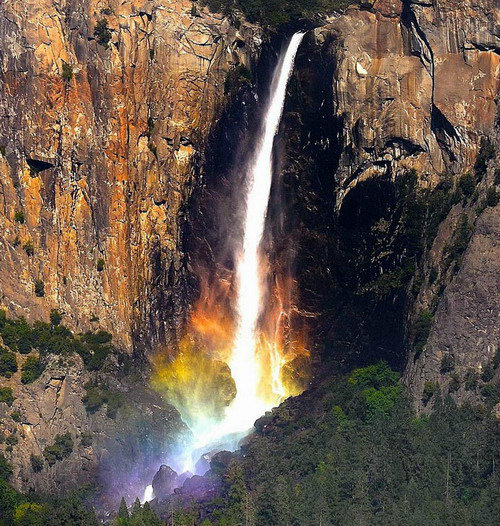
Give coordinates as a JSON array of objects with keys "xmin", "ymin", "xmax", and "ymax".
[
  {"xmin": 152, "ymin": 464, "xmax": 179, "ymax": 500},
  {"xmin": 0, "ymin": 0, "xmax": 261, "ymax": 350},
  {"xmin": 0, "ymin": 350, "xmax": 188, "ymax": 499}
]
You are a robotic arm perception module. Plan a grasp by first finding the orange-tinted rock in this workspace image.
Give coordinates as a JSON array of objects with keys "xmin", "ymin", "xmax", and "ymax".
[{"xmin": 0, "ymin": 0, "xmax": 261, "ymax": 349}]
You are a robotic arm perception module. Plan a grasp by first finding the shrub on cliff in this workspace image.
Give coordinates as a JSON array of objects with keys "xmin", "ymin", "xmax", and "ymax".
[
  {"xmin": 50, "ymin": 309, "xmax": 63, "ymax": 326},
  {"xmin": 413, "ymin": 309, "xmax": 434, "ymax": 358},
  {"xmin": 0, "ymin": 454, "xmax": 12, "ymax": 481},
  {"xmin": 14, "ymin": 210, "xmax": 25, "ymax": 223},
  {"xmin": 458, "ymin": 173, "xmax": 475, "ymax": 197},
  {"xmin": 0, "ymin": 387, "xmax": 15, "ymax": 406},
  {"xmin": 23, "ymin": 241, "xmax": 34, "ymax": 256},
  {"xmin": 21, "ymin": 355, "xmax": 44, "ymax": 384},
  {"xmin": 0, "ymin": 347, "xmax": 17, "ymax": 377},
  {"xmin": 83, "ymin": 383, "xmax": 123, "ymax": 418},
  {"xmin": 474, "ymin": 138, "xmax": 495, "ymax": 179},
  {"xmin": 30, "ymin": 454, "xmax": 44, "ymax": 473},
  {"xmin": 486, "ymin": 187, "xmax": 499, "ymax": 207},
  {"xmin": 445, "ymin": 213, "xmax": 473, "ymax": 270},
  {"xmin": 43, "ymin": 433, "xmax": 73, "ymax": 466},
  {"xmin": 34, "ymin": 279, "xmax": 45, "ymax": 297},
  {"xmin": 61, "ymin": 62, "xmax": 73, "ymax": 82},
  {"xmin": 0, "ymin": 310, "xmax": 115, "ymax": 371},
  {"xmin": 94, "ymin": 19, "xmax": 112, "ymax": 48}
]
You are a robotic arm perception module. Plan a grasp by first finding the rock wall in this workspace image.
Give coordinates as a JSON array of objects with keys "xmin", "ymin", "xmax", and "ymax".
[
  {"xmin": 0, "ymin": 0, "xmax": 261, "ymax": 350},
  {"xmin": 304, "ymin": 0, "xmax": 499, "ymax": 403},
  {"xmin": 314, "ymin": 0, "xmax": 498, "ymax": 207}
]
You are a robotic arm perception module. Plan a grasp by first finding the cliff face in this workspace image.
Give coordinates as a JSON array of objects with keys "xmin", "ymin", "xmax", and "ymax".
[
  {"xmin": 0, "ymin": 0, "xmax": 260, "ymax": 349},
  {"xmin": 0, "ymin": 0, "xmax": 261, "ymax": 497},
  {"xmin": 316, "ymin": 0, "xmax": 498, "ymax": 201},
  {"xmin": 1, "ymin": 349, "xmax": 187, "ymax": 499},
  {"xmin": 298, "ymin": 0, "xmax": 499, "ymax": 405}
]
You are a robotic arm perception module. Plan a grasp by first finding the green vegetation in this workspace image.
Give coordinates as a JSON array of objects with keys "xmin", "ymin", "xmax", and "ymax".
[
  {"xmin": 422, "ymin": 380, "xmax": 438, "ymax": 405},
  {"xmin": 0, "ymin": 453, "xmax": 13, "ymax": 480},
  {"xmin": 10, "ymin": 411, "xmax": 21, "ymax": 423},
  {"xmin": 486, "ymin": 187, "xmax": 499, "ymax": 207},
  {"xmin": 30, "ymin": 454, "xmax": 44, "ymax": 473},
  {"xmin": 458, "ymin": 173, "xmax": 475, "ymax": 197},
  {"xmin": 224, "ymin": 64, "xmax": 253, "ymax": 94},
  {"xmin": 43, "ymin": 433, "xmax": 74, "ymax": 466},
  {"xmin": 94, "ymin": 19, "xmax": 112, "ymax": 48},
  {"xmin": 6, "ymin": 434, "xmax": 18, "ymax": 447},
  {"xmin": 80, "ymin": 432, "xmax": 93, "ymax": 448},
  {"xmin": 83, "ymin": 383, "xmax": 123, "ymax": 418},
  {"xmin": 23, "ymin": 241, "xmax": 34, "ymax": 256},
  {"xmin": 21, "ymin": 355, "xmax": 44, "ymax": 384},
  {"xmin": 0, "ymin": 473, "xmax": 99, "ymax": 526},
  {"xmin": 445, "ymin": 213, "xmax": 473, "ymax": 271},
  {"xmin": 34, "ymin": 279, "xmax": 45, "ymax": 297},
  {"xmin": 112, "ymin": 499, "xmax": 163, "ymax": 526},
  {"xmin": 474, "ymin": 138, "xmax": 495, "ymax": 179},
  {"xmin": 96, "ymin": 258, "xmax": 105, "ymax": 272},
  {"xmin": 2, "ymin": 452, "xmax": 100, "ymax": 525},
  {"xmin": 0, "ymin": 387, "xmax": 15, "ymax": 406},
  {"xmin": 49, "ymin": 309, "xmax": 62, "ymax": 326},
  {"xmin": 62, "ymin": 62, "xmax": 73, "ymax": 82},
  {"xmin": 158, "ymin": 362, "xmax": 500, "ymax": 526},
  {"xmin": 0, "ymin": 347, "xmax": 17, "ymax": 377},
  {"xmin": 202, "ymin": 0, "xmax": 352, "ymax": 26},
  {"xmin": 14, "ymin": 211, "xmax": 25, "ymax": 224},
  {"xmin": 413, "ymin": 309, "xmax": 434, "ymax": 358},
  {"xmin": 0, "ymin": 310, "xmax": 115, "ymax": 372},
  {"xmin": 465, "ymin": 369, "xmax": 479, "ymax": 391},
  {"xmin": 440, "ymin": 353, "xmax": 454, "ymax": 373},
  {"xmin": 361, "ymin": 171, "xmax": 456, "ymax": 299}
]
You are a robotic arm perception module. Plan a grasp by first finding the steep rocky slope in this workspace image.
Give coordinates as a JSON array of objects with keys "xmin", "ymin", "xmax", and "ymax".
[
  {"xmin": 313, "ymin": 0, "xmax": 499, "ymax": 407},
  {"xmin": 273, "ymin": 0, "xmax": 499, "ymax": 407},
  {"xmin": 0, "ymin": 0, "xmax": 260, "ymax": 349}
]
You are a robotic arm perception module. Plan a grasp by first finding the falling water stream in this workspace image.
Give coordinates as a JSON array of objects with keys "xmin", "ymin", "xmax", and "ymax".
[
  {"xmin": 143, "ymin": 33, "xmax": 305, "ymax": 501},
  {"xmin": 193, "ymin": 31, "xmax": 305, "ymax": 448}
]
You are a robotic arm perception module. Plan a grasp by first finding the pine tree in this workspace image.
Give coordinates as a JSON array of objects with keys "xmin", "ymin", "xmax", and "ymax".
[{"xmin": 115, "ymin": 497, "xmax": 130, "ymax": 526}]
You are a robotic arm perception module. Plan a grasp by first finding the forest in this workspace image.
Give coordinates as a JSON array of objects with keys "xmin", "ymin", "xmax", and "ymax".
[{"xmin": 2, "ymin": 362, "xmax": 499, "ymax": 525}]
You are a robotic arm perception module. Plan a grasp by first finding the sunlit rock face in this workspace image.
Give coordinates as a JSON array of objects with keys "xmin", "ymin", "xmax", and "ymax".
[
  {"xmin": 313, "ymin": 0, "xmax": 498, "ymax": 207},
  {"xmin": 0, "ymin": 0, "xmax": 261, "ymax": 350}
]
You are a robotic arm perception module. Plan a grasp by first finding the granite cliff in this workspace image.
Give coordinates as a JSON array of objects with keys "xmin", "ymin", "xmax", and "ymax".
[{"xmin": 0, "ymin": 0, "xmax": 260, "ymax": 350}]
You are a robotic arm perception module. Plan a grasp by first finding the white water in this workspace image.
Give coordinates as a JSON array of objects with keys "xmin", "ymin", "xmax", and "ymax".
[
  {"xmin": 142, "ymin": 484, "xmax": 154, "ymax": 503},
  {"xmin": 225, "ymin": 31, "xmax": 305, "ymax": 432},
  {"xmin": 183, "ymin": 33, "xmax": 305, "ymax": 460}
]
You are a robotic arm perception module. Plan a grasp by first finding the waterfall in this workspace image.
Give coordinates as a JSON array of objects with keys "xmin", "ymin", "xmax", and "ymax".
[
  {"xmin": 143, "ymin": 32, "xmax": 305, "ymax": 493},
  {"xmin": 193, "ymin": 33, "xmax": 305, "ymax": 449},
  {"xmin": 142, "ymin": 485, "xmax": 154, "ymax": 503},
  {"xmin": 226, "ymin": 31, "xmax": 305, "ymax": 431}
]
